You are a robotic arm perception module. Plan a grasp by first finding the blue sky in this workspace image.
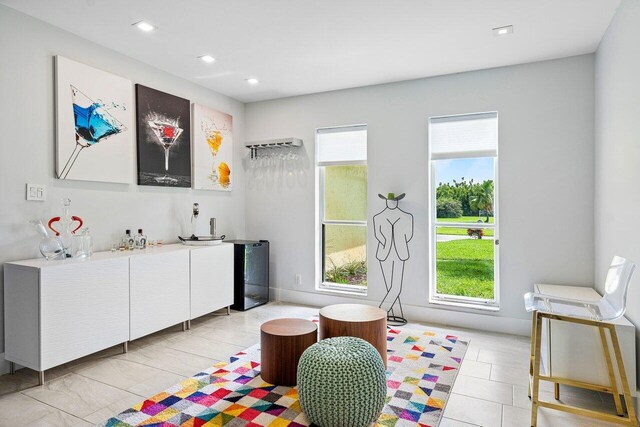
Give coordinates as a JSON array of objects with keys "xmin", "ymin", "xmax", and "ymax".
[{"xmin": 435, "ymin": 157, "xmax": 494, "ymax": 185}]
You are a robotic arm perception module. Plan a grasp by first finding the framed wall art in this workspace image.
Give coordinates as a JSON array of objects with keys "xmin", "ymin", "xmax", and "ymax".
[
  {"xmin": 192, "ymin": 103, "xmax": 233, "ymax": 191},
  {"xmin": 135, "ymin": 84, "xmax": 191, "ymax": 187},
  {"xmin": 55, "ymin": 56, "xmax": 133, "ymax": 183}
]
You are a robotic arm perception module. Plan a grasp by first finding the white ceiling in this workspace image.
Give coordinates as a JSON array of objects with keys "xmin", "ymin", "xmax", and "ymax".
[{"xmin": 1, "ymin": 0, "xmax": 621, "ymax": 103}]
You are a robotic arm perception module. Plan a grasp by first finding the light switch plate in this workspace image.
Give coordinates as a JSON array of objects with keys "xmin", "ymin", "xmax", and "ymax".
[{"xmin": 26, "ymin": 183, "xmax": 46, "ymax": 201}]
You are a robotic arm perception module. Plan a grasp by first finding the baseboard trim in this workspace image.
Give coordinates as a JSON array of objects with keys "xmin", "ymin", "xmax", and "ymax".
[{"xmin": 271, "ymin": 287, "xmax": 531, "ymax": 336}]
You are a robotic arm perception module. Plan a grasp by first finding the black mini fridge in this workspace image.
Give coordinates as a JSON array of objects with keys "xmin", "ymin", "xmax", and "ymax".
[{"xmin": 227, "ymin": 240, "xmax": 269, "ymax": 311}]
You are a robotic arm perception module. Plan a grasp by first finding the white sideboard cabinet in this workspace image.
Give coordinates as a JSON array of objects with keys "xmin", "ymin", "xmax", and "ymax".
[
  {"xmin": 4, "ymin": 243, "xmax": 235, "ymax": 383},
  {"xmin": 4, "ymin": 256, "xmax": 129, "ymax": 383}
]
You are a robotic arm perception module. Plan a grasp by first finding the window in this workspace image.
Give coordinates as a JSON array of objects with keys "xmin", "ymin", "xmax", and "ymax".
[
  {"xmin": 316, "ymin": 125, "xmax": 367, "ymax": 293},
  {"xmin": 428, "ymin": 112, "xmax": 499, "ymax": 308}
]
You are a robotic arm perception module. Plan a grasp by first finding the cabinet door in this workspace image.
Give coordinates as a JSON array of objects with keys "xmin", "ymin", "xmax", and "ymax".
[
  {"xmin": 130, "ymin": 250, "xmax": 190, "ymax": 340},
  {"xmin": 190, "ymin": 244, "xmax": 234, "ymax": 319},
  {"xmin": 40, "ymin": 258, "xmax": 129, "ymax": 370}
]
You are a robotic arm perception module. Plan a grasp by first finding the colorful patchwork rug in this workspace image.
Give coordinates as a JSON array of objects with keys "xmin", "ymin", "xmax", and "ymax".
[{"xmin": 101, "ymin": 327, "xmax": 468, "ymax": 427}]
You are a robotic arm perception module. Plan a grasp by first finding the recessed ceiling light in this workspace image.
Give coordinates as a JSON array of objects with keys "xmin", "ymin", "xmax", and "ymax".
[
  {"xmin": 199, "ymin": 55, "xmax": 215, "ymax": 63},
  {"xmin": 133, "ymin": 21, "xmax": 155, "ymax": 32},
  {"xmin": 493, "ymin": 25, "xmax": 513, "ymax": 36},
  {"xmin": 246, "ymin": 78, "xmax": 259, "ymax": 85}
]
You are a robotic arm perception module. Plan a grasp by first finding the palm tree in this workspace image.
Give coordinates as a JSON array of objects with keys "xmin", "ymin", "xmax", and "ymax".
[{"xmin": 472, "ymin": 180, "xmax": 494, "ymax": 222}]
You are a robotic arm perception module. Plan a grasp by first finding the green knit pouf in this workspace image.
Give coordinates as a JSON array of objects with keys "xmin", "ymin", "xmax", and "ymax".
[{"xmin": 297, "ymin": 336, "xmax": 387, "ymax": 427}]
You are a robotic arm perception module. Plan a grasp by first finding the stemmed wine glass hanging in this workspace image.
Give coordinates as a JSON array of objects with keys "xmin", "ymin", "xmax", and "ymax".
[
  {"xmin": 250, "ymin": 145, "xmax": 298, "ymax": 167},
  {"xmin": 247, "ymin": 138, "xmax": 303, "ymax": 168}
]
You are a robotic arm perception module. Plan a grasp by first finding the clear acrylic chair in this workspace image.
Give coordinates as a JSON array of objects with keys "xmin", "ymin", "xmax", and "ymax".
[{"xmin": 524, "ymin": 256, "xmax": 637, "ymax": 427}]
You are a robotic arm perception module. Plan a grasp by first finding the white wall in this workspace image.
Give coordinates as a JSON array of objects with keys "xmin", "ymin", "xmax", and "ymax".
[
  {"xmin": 0, "ymin": 5, "xmax": 246, "ymax": 370},
  {"xmin": 245, "ymin": 55, "xmax": 596, "ymax": 333},
  {"xmin": 0, "ymin": 3, "xmax": 604, "ymax": 373},
  {"xmin": 594, "ymin": 0, "xmax": 640, "ymax": 379}
]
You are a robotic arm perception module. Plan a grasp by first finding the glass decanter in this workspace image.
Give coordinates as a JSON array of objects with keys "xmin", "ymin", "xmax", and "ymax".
[
  {"xmin": 48, "ymin": 198, "xmax": 83, "ymax": 257},
  {"xmin": 72, "ymin": 227, "xmax": 93, "ymax": 258},
  {"xmin": 30, "ymin": 220, "xmax": 65, "ymax": 260}
]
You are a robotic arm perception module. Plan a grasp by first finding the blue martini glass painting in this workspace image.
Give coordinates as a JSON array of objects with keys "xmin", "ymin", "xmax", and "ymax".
[{"xmin": 58, "ymin": 85, "xmax": 126, "ymax": 179}]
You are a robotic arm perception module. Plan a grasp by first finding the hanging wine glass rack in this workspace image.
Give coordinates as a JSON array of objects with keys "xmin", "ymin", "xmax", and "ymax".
[{"xmin": 245, "ymin": 137, "xmax": 303, "ymax": 159}]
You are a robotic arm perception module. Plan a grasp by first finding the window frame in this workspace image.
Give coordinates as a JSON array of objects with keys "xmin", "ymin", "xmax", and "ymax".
[
  {"xmin": 315, "ymin": 124, "xmax": 368, "ymax": 294},
  {"xmin": 427, "ymin": 112, "xmax": 500, "ymax": 309}
]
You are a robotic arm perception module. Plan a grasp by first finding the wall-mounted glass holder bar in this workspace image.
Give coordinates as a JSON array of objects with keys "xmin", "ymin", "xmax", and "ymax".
[{"xmin": 245, "ymin": 138, "xmax": 303, "ymax": 159}]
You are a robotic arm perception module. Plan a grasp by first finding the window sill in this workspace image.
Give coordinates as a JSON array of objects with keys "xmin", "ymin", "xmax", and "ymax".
[
  {"xmin": 429, "ymin": 297, "xmax": 500, "ymax": 312},
  {"xmin": 317, "ymin": 283, "xmax": 368, "ymax": 297}
]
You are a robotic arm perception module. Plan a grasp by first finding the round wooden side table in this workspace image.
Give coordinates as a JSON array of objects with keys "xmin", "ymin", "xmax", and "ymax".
[
  {"xmin": 260, "ymin": 318, "xmax": 318, "ymax": 386},
  {"xmin": 319, "ymin": 304, "xmax": 388, "ymax": 367}
]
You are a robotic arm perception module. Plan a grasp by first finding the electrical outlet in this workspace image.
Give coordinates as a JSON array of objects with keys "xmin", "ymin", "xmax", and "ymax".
[
  {"xmin": 295, "ymin": 274, "xmax": 302, "ymax": 286},
  {"xmin": 26, "ymin": 183, "xmax": 46, "ymax": 201}
]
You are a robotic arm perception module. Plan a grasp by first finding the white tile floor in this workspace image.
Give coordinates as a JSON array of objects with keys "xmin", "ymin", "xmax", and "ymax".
[{"xmin": 0, "ymin": 302, "xmax": 627, "ymax": 426}]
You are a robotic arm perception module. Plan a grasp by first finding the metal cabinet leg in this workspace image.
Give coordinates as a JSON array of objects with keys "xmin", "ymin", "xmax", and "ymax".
[
  {"xmin": 227, "ymin": 306, "xmax": 231, "ymax": 315},
  {"xmin": 609, "ymin": 325, "xmax": 637, "ymax": 425},
  {"xmin": 528, "ymin": 311, "xmax": 536, "ymax": 399},
  {"xmin": 599, "ymin": 327, "xmax": 623, "ymax": 415},
  {"xmin": 123, "ymin": 342, "xmax": 128, "ymax": 354},
  {"xmin": 530, "ymin": 312, "xmax": 542, "ymax": 427},
  {"xmin": 38, "ymin": 371, "xmax": 44, "ymax": 386},
  {"xmin": 9, "ymin": 362, "xmax": 15, "ymax": 375},
  {"xmin": 182, "ymin": 321, "xmax": 187, "ymax": 332}
]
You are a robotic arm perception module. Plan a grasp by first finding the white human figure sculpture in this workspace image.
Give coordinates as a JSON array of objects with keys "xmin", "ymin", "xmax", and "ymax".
[{"xmin": 373, "ymin": 193, "xmax": 414, "ymax": 324}]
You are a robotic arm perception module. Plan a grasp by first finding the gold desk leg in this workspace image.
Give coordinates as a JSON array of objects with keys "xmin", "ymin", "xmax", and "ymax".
[
  {"xmin": 609, "ymin": 325, "xmax": 637, "ymax": 426},
  {"xmin": 531, "ymin": 312, "xmax": 543, "ymax": 427},
  {"xmin": 554, "ymin": 383, "xmax": 560, "ymax": 400},
  {"xmin": 529, "ymin": 310, "xmax": 537, "ymax": 398},
  {"xmin": 528, "ymin": 314, "xmax": 637, "ymax": 426},
  {"xmin": 599, "ymin": 326, "xmax": 624, "ymax": 416}
]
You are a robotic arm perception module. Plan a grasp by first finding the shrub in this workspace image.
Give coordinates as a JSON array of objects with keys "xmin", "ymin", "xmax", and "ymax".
[
  {"xmin": 325, "ymin": 259, "xmax": 367, "ymax": 286},
  {"xmin": 437, "ymin": 198, "xmax": 463, "ymax": 218},
  {"xmin": 467, "ymin": 228, "xmax": 484, "ymax": 239}
]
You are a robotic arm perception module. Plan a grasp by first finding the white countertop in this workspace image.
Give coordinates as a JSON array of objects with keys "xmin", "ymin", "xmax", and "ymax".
[
  {"xmin": 5, "ymin": 242, "xmax": 228, "ymax": 270},
  {"xmin": 534, "ymin": 283, "xmax": 633, "ymax": 327},
  {"xmin": 535, "ymin": 283, "xmax": 600, "ymax": 301}
]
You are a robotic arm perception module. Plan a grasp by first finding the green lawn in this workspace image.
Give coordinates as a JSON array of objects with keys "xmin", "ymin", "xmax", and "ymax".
[
  {"xmin": 436, "ymin": 239, "xmax": 494, "ymax": 299},
  {"xmin": 437, "ymin": 216, "xmax": 494, "ymax": 223},
  {"xmin": 437, "ymin": 216, "xmax": 494, "ymax": 237}
]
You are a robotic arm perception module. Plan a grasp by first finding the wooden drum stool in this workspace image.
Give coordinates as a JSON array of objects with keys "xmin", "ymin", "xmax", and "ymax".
[
  {"xmin": 319, "ymin": 304, "xmax": 388, "ymax": 367},
  {"xmin": 260, "ymin": 318, "xmax": 317, "ymax": 386}
]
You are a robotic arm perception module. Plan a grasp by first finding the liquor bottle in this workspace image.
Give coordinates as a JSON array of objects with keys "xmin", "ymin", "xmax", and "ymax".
[
  {"xmin": 122, "ymin": 229, "xmax": 134, "ymax": 250},
  {"xmin": 135, "ymin": 229, "xmax": 147, "ymax": 249}
]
